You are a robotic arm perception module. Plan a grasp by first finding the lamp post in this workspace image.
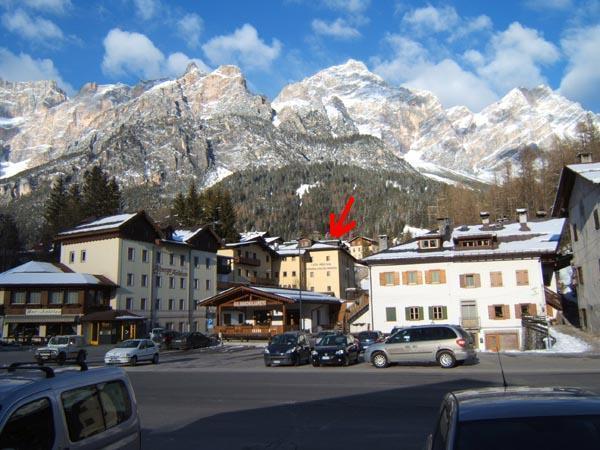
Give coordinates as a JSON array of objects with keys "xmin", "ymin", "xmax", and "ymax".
[{"xmin": 297, "ymin": 198, "xmax": 303, "ymax": 332}]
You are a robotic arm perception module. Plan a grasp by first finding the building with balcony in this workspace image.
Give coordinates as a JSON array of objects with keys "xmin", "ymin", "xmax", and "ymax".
[
  {"xmin": 363, "ymin": 212, "xmax": 566, "ymax": 351},
  {"xmin": 347, "ymin": 236, "xmax": 379, "ymax": 260}
]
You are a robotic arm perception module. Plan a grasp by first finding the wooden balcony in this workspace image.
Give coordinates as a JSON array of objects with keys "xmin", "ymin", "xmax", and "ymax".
[
  {"xmin": 234, "ymin": 256, "xmax": 261, "ymax": 267},
  {"xmin": 214, "ymin": 324, "xmax": 299, "ymax": 340}
]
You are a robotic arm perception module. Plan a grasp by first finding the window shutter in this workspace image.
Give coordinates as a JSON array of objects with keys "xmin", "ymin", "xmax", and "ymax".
[
  {"xmin": 502, "ymin": 304, "xmax": 510, "ymax": 319},
  {"xmin": 416, "ymin": 271, "xmax": 423, "ymax": 285},
  {"xmin": 439, "ymin": 270, "xmax": 446, "ymax": 284},
  {"xmin": 428, "ymin": 306, "xmax": 434, "ymax": 320},
  {"xmin": 488, "ymin": 305, "xmax": 496, "ymax": 319},
  {"xmin": 514, "ymin": 304, "xmax": 522, "ymax": 319},
  {"xmin": 425, "ymin": 270, "xmax": 432, "ymax": 284},
  {"xmin": 405, "ymin": 307, "xmax": 411, "ymax": 321},
  {"xmin": 530, "ymin": 304, "xmax": 537, "ymax": 315},
  {"xmin": 418, "ymin": 306, "xmax": 424, "ymax": 320},
  {"xmin": 474, "ymin": 274, "xmax": 481, "ymax": 287},
  {"xmin": 442, "ymin": 306, "xmax": 448, "ymax": 320},
  {"xmin": 459, "ymin": 274, "xmax": 466, "ymax": 288},
  {"xmin": 393, "ymin": 272, "xmax": 400, "ymax": 285},
  {"xmin": 379, "ymin": 272, "xmax": 386, "ymax": 286},
  {"xmin": 402, "ymin": 271, "xmax": 409, "ymax": 285}
]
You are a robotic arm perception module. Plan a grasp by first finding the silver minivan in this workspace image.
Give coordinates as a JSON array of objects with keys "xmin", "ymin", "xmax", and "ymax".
[
  {"xmin": 0, "ymin": 363, "xmax": 141, "ymax": 449},
  {"xmin": 364, "ymin": 324, "xmax": 476, "ymax": 369}
]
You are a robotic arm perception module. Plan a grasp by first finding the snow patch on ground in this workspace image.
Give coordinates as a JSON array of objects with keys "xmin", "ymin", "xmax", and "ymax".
[
  {"xmin": 296, "ymin": 182, "xmax": 319, "ymax": 199},
  {"xmin": 546, "ymin": 328, "xmax": 591, "ymax": 353},
  {"xmin": 204, "ymin": 167, "xmax": 233, "ymax": 187},
  {"xmin": 0, "ymin": 159, "xmax": 30, "ymax": 179}
]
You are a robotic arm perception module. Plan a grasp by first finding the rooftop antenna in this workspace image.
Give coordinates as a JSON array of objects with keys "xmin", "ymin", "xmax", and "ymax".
[{"xmin": 496, "ymin": 350, "xmax": 508, "ymax": 390}]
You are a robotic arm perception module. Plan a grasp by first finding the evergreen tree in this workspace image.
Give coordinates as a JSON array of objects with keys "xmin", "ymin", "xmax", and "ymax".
[
  {"xmin": 171, "ymin": 192, "xmax": 188, "ymax": 227},
  {"xmin": 43, "ymin": 176, "xmax": 69, "ymax": 242},
  {"xmin": 0, "ymin": 213, "xmax": 21, "ymax": 272},
  {"xmin": 81, "ymin": 166, "xmax": 122, "ymax": 219}
]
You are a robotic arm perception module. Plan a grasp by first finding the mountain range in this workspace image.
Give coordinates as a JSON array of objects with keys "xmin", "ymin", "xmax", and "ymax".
[{"xmin": 0, "ymin": 59, "xmax": 597, "ymax": 205}]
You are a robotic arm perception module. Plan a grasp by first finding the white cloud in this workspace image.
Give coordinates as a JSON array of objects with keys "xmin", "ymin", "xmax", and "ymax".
[
  {"xmin": 202, "ymin": 24, "xmax": 282, "ymax": 71},
  {"xmin": 177, "ymin": 13, "xmax": 203, "ymax": 49},
  {"xmin": 463, "ymin": 49, "xmax": 484, "ymax": 67},
  {"xmin": 133, "ymin": 0, "xmax": 160, "ymax": 21},
  {"xmin": 403, "ymin": 5, "xmax": 459, "ymax": 33},
  {"xmin": 323, "ymin": 0, "xmax": 370, "ymax": 14},
  {"xmin": 0, "ymin": 47, "xmax": 74, "ymax": 94},
  {"xmin": 101, "ymin": 28, "xmax": 210, "ymax": 80},
  {"xmin": 449, "ymin": 15, "xmax": 492, "ymax": 41},
  {"xmin": 559, "ymin": 25, "xmax": 600, "ymax": 108},
  {"xmin": 22, "ymin": 0, "xmax": 71, "ymax": 14},
  {"xmin": 2, "ymin": 9, "xmax": 64, "ymax": 43},
  {"xmin": 311, "ymin": 18, "xmax": 360, "ymax": 39},
  {"xmin": 477, "ymin": 22, "xmax": 560, "ymax": 93},
  {"xmin": 525, "ymin": 0, "xmax": 573, "ymax": 11}
]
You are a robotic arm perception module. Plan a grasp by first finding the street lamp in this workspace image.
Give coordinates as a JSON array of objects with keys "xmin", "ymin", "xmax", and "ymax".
[{"xmin": 297, "ymin": 197, "xmax": 303, "ymax": 332}]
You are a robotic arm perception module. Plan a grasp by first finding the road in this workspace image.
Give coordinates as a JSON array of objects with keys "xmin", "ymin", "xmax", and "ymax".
[{"xmin": 3, "ymin": 345, "xmax": 600, "ymax": 449}]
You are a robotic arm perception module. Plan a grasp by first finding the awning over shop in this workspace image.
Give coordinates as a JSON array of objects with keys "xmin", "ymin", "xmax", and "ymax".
[
  {"xmin": 199, "ymin": 285, "xmax": 343, "ymax": 307},
  {"xmin": 81, "ymin": 309, "xmax": 145, "ymax": 322}
]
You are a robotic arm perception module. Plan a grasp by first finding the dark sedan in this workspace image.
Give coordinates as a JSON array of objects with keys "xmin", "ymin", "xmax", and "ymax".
[
  {"xmin": 311, "ymin": 333, "xmax": 359, "ymax": 367},
  {"xmin": 264, "ymin": 332, "xmax": 311, "ymax": 366},
  {"xmin": 170, "ymin": 332, "xmax": 214, "ymax": 350},
  {"xmin": 357, "ymin": 330, "xmax": 384, "ymax": 352}
]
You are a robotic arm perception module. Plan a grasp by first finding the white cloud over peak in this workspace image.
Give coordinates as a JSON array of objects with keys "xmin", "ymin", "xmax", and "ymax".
[
  {"xmin": 101, "ymin": 28, "xmax": 210, "ymax": 80},
  {"xmin": 312, "ymin": 18, "xmax": 360, "ymax": 39},
  {"xmin": 177, "ymin": 13, "xmax": 203, "ymax": 49},
  {"xmin": 133, "ymin": 0, "xmax": 160, "ymax": 21},
  {"xmin": 202, "ymin": 24, "xmax": 282, "ymax": 71},
  {"xmin": 403, "ymin": 5, "xmax": 459, "ymax": 33},
  {"xmin": 559, "ymin": 25, "xmax": 600, "ymax": 108},
  {"xmin": 0, "ymin": 47, "xmax": 74, "ymax": 94},
  {"xmin": 22, "ymin": 0, "xmax": 71, "ymax": 14},
  {"xmin": 2, "ymin": 8, "xmax": 64, "ymax": 43}
]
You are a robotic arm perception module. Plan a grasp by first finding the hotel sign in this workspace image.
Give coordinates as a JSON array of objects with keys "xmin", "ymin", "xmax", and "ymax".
[
  {"xmin": 26, "ymin": 308, "xmax": 62, "ymax": 316},
  {"xmin": 233, "ymin": 300, "xmax": 267, "ymax": 307}
]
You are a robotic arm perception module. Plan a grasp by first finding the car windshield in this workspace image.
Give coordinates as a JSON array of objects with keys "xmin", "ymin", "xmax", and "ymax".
[
  {"xmin": 116, "ymin": 340, "xmax": 140, "ymax": 348},
  {"xmin": 359, "ymin": 332, "xmax": 378, "ymax": 340},
  {"xmin": 48, "ymin": 337, "xmax": 69, "ymax": 345},
  {"xmin": 271, "ymin": 334, "xmax": 297, "ymax": 345},
  {"xmin": 320, "ymin": 335, "xmax": 346, "ymax": 346},
  {"xmin": 457, "ymin": 415, "xmax": 600, "ymax": 450}
]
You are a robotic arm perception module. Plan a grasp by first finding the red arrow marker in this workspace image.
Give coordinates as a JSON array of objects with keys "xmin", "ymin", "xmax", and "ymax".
[{"xmin": 329, "ymin": 195, "xmax": 357, "ymax": 238}]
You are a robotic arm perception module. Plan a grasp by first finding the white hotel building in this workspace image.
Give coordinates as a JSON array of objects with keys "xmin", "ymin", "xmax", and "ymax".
[{"xmin": 362, "ymin": 212, "xmax": 565, "ymax": 351}]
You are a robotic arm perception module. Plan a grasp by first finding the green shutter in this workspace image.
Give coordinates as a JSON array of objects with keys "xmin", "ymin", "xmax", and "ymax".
[
  {"xmin": 428, "ymin": 306, "xmax": 434, "ymax": 320},
  {"xmin": 418, "ymin": 306, "xmax": 424, "ymax": 320},
  {"xmin": 405, "ymin": 307, "xmax": 411, "ymax": 321},
  {"xmin": 442, "ymin": 306, "xmax": 448, "ymax": 320}
]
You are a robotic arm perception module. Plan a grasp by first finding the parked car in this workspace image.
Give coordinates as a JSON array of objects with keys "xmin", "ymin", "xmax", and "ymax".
[
  {"xmin": 364, "ymin": 324, "xmax": 476, "ymax": 369},
  {"xmin": 104, "ymin": 339, "xmax": 159, "ymax": 366},
  {"xmin": 0, "ymin": 362, "xmax": 141, "ymax": 449},
  {"xmin": 357, "ymin": 330, "xmax": 384, "ymax": 352},
  {"xmin": 170, "ymin": 332, "xmax": 214, "ymax": 350},
  {"xmin": 311, "ymin": 332, "xmax": 359, "ymax": 367},
  {"xmin": 424, "ymin": 387, "xmax": 600, "ymax": 450},
  {"xmin": 34, "ymin": 335, "xmax": 87, "ymax": 365},
  {"xmin": 264, "ymin": 331, "xmax": 311, "ymax": 366},
  {"xmin": 309, "ymin": 330, "xmax": 336, "ymax": 348},
  {"xmin": 149, "ymin": 327, "xmax": 164, "ymax": 341}
]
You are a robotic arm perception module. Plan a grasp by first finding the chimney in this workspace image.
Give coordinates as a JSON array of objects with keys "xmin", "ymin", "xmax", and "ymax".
[
  {"xmin": 577, "ymin": 152, "xmax": 593, "ymax": 164},
  {"xmin": 437, "ymin": 217, "xmax": 451, "ymax": 239},
  {"xmin": 517, "ymin": 208, "xmax": 530, "ymax": 231},
  {"xmin": 378, "ymin": 234, "xmax": 388, "ymax": 251},
  {"xmin": 480, "ymin": 211, "xmax": 490, "ymax": 228},
  {"xmin": 535, "ymin": 210, "xmax": 547, "ymax": 219}
]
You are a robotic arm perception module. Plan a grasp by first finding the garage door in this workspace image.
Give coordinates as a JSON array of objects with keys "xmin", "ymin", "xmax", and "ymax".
[{"xmin": 485, "ymin": 332, "xmax": 519, "ymax": 351}]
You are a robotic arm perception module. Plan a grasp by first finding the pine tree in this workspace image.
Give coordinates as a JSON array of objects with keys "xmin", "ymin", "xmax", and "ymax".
[
  {"xmin": 81, "ymin": 166, "xmax": 122, "ymax": 219},
  {"xmin": 171, "ymin": 192, "xmax": 187, "ymax": 227},
  {"xmin": 0, "ymin": 213, "xmax": 21, "ymax": 272},
  {"xmin": 42, "ymin": 176, "xmax": 69, "ymax": 242}
]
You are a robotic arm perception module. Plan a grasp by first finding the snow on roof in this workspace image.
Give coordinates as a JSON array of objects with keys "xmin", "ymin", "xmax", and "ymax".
[
  {"xmin": 240, "ymin": 231, "xmax": 268, "ymax": 242},
  {"xmin": 58, "ymin": 213, "xmax": 137, "ymax": 236},
  {"xmin": 252, "ymin": 286, "xmax": 343, "ymax": 304},
  {"xmin": 363, "ymin": 218, "xmax": 566, "ymax": 263},
  {"xmin": 4, "ymin": 261, "xmax": 65, "ymax": 274},
  {"xmin": 567, "ymin": 162, "xmax": 600, "ymax": 184},
  {"xmin": 265, "ymin": 236, "xmax": 281, "ymax": 244},
  {"xmin": 171, "ymin": 229, "xmax": 196, "ymax": 243},
  {"xmin": 0, "ymin": 272, "xmax": 109, "ymax": 286}
]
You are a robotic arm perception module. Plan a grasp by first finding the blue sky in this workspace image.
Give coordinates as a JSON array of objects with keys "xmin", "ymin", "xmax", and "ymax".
[{"xmin": 0, "ymin": 0, "xmax": 598, "ymax": 112}]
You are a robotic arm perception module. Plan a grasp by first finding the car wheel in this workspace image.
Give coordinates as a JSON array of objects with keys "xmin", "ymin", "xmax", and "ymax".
[
  {"xmin": 76, "ymin": 350, "xmax": 86, "ymax": 364},
  {"xmin": 438, "ymin": 351, "xmax": 456, "ymax": 369},
  {"xmin": 130, "ymin": 355, "xmax": 138, "ymax": 366},
  {"xmin": 312, "ymin": 360, "xmax": 320, "ymax": 367},
  {"xmin": 152, "ymin": 353, "xmax": 159, "ymax": 364},
  {"xmin": 57, "ymin": 353, "xmax": 66, "ymax": 366},
  {"xmin": 343, "ymin": 355, "xmax": 350, "ymax": 367},
  {"xmin": 264, "ymin": 361, "xmax": 271, "ymax": 367},
  {"xmin": 371, "ymin": 352, "xmax": 388, "ymax": 368}
]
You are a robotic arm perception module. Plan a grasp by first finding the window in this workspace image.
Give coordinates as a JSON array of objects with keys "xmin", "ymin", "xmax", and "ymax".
[
  {"xmin": 180, "ymin": 277, "xmax": 186, "ymax": 289},
  {"xmin": 168, "ymin": 299, "xmax": 174, "ymax": 310},
  {"xmin": 245, "ymin": 251, "xmax": 249, "ymax": 258},
  {"xmin": 66, "ymin": 291, "xmax": 79, "ymax": 304},
  {"xmin": 127, "ymin": 247, "xmax": 135, "ymax": 261},
  {"xmin": 283, "ymin": 271, "xmax": 288, "ymax": 277},
  {"xmin": 489, "ymin": 304, "xmax": 510, "ymax": 320},
  {"xmin": 310, "ymin": 271, "xmax": 314, "ymax": 278},
  {"xmin": 142, "ymin": 249, "xmax": 149, "ymax": 263},
  {"xmin": 516, "ymin": 270, "xmax": 529, "ymax": 286},
  {"xmin": 266, "ymin": 255, "xmax": 270, "ymax": 262},
  {"xmin": 0, "ymin": 397, "xmax": 55, "ymax": 450},
  {"xmin": 405, "ymin": 306, "xmax": 423, "ymax": 321},
  {"xmin": 141, "ymin": 274, "xmax": 148, "ymax": 287},
  {"xmin": 326, "ymin": 256, "xmax": 330, "ymax": 261},
  {"xmin": 156, "ymin": 251, "xmax": 161, "ymax": 264},
  {"xmin": 576, "ymin": 266, "xmax": 584, "ymax": 285},
  {"xmin": 155, "ymin": 298, "xmax": 161, "ymax": 310},
  {"xmin": 459, "ymin": 273, "xmax": 481, "ymax": 288},
  {"xmin": 237, "ymin": 269, "xmax": 241, "ymax": 276},
  {"xmin": 69, "ymin": 251, "xmax": 75, "ymax": 263},
  {"xmin": 595, "ymin": 209, "xmax": 600, "ymax": 230},
  {"xmin": 126, "ymin": 297, "xmax": 133, "ymax": 310},
  {"xmin": 490, "ymin": 271, "xmax": 503, "ymax": 287},
  {"xmin": 180, "ymin": 255, "xmax": 185, "ymax": 266},
  {"xmin": 327, "ymin": 285, "xmax": 331, "ymax": 291},
  {"xmin": 179, "ymin": 299, "xmax": 185, "ymax": 310},
  {"xmin": 155, "ymin": 276, "xmax": 162, "ymax": 287},
  {"xmin": 140, "ymin": 298, "xmax": 147, "ymax": 310},
  {"xmin": 420, "ymin": 239, "xmax": 439, "ymax": 249},
  {"xmin": 61, "ymin": 381, "xmax": 132, "ymax": 443},
  {"xmin": 165, "ymin": 322, "xmax": 173, "ymax": 330},
  {"xmin": 515, "ymin": 303, "xmax": 537, "ymax": 318},
  {"xmin": 169, "ymin": 253, "xmax": 174, "ymax": 265},
  {"xmin": 379, "ymin": 272, "xmax": 399, "ymax": 286},
  {"xmin": 28, "ymin": 291, "xmax": 41, "ymax": 304},
  {"xmin": 49, "ymin": 290, "xmax": 63, "ymax": 304},
  {"xmin": 169, "ymin": 277, "xmax": 175, "ymax": 289},
  {"xmin": 403, "ymin": 270, "xmax": 422, "ymax": 285},
  {"xmin": 429, "ymin": 306, "xmax": 448, "ymax": 320},
  {"xmin": 194, "ymin": 256, "xmax": 199, "ymax": 268},
  {"xmin": 194, "ymin": 278, "xmax": 199, "ymax": 289},
  {"xmin": 80, "ymin": 250, "xmax": 87, "ymax": 262},
  {"xmin": 193, "ymin": 321, "xmax": 198, "ymax": 332},
  {"xmin": 292, "ymin": 271, "xmax": 297, "ymax": 277},
  {"xmin": 126, "ymin": 273, "xmax": 134, "ymax": 286},
  {"xmin": 11, "ymin": 290, "xmax": 25, "ymax": 304},
  {"xmin": 205, "ymin": 257, "xmax": 210, "ymax": 269},
  {"xmin": 385, "ymin": 307, "xmax": 397, "ymax": 321},
  {"xmin": 326, "ymin": 271, "xmax": 330, "ymax": 277},
  {"xmin": 206, "ymin": 279, "xmax": 210, "ymax": 290},
  {"xmin": 426, "ymin": 270, "xmax": 446, "ymax": 284}
]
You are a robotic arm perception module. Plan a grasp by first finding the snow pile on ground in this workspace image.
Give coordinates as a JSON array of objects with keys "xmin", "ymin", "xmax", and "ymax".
[
  {"xmin": 296, "ymin": 182, "xmax": 319, "ymax": 199},
  {"xmin": 546, "ymin": 328, "xmax": 591, "ymax": 353}
]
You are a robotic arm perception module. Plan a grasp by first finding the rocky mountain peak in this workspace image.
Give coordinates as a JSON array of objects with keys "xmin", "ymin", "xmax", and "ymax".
[{"xmin": 0, "ymin": 79, "xmax": 67, "ymax": 117}]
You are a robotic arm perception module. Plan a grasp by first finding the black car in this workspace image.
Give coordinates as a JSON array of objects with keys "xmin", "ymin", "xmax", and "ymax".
[
  {"xmin": 264, "ymin": 332, "xmax": 311, "ymax": 366},
  {"xmin": 311, "ymin": 333, "xmax": 359, "ymax": 367},
  {"xmin": 170, "ymin": 332, "xmax": 213, "ymax": 350},
  {"xmin": 357, "ymin": 330, "xmax": 384, "ymax": 352}
]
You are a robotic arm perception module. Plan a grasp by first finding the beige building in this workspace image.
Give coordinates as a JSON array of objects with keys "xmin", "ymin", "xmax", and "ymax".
[
  {"xmin": 56, "ymin": 212, "xmax": 220, "ymax": 339},
  {"xmin": 347, "ymin": 236, "xmax": 379, "ymax": 260},
  {"xmin": 217, "ymin": 234, "xmax": 278, "ymax": 286}
]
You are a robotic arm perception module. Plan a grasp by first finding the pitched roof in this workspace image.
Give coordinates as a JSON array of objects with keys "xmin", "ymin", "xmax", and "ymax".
[
  {"xmin": 0, "ymin": 261, "xmax": 116, "ymax": 286},
  {"xmin": 363, "ymin": 218, "xmax": 566, "ymax": 264},
  {"xmin": 198, "ymin": 285, "xmax": 343, "ymax": 307},
  {"xmin": 552, "ymin": 163, "xmax": 600, "ymax": 217},
  {"xmin": 57, "ymin": 213, "xmax": 137, "ymax": 236}
]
